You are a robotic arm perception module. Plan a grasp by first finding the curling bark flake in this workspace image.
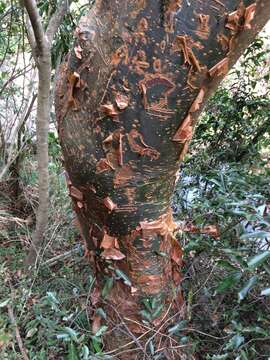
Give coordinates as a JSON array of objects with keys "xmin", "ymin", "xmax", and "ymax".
[{"xmin": 55, "ymin": 0, "xmax": 270, "ymax": 339}]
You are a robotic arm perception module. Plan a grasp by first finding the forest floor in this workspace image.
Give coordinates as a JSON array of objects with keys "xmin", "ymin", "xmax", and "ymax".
[{"xmin": 0, "ymin": 157, "xmax": 270, "ymax": 360}]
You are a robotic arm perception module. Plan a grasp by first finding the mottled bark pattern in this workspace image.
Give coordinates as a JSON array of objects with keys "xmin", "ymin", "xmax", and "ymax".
[{"xmin": 55, "ymin": 0, "xmax": 268, "ymax": 331}]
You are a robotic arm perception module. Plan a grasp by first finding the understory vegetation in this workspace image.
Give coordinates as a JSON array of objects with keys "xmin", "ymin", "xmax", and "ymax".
[{"xmin": 0, "ymin": 1, "xmax": 270, "ymax": 359}]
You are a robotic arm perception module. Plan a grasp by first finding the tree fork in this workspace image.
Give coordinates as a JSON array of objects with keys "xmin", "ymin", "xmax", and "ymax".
[{"xmin": 55, "ymin": 0, "xmax": 270, "ymax": 351}]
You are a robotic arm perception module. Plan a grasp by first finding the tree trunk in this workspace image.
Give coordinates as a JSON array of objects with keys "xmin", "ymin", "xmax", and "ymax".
[
  {"xmin": 26, "ymin": 48, "xmax": 51, "ymax": 265},
  {"xmin": 55, "ymin": 0, "xmax": 270, "ymax": 354},
  {"xmin": 23, "ymin": 0, "xmax": 72, "ymax": 266}
]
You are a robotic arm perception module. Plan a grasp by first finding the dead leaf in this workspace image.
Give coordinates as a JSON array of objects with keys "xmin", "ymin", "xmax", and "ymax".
[
  {"xmin": 182, "ymin": 223, "xmax": 220, "ymax": 239},
  {"xmin": 101, "ymin": 248, "xmax": 126, "ymax": 260},
  {"xmin": 172, "ymin": 266, "xmax": 182, "ymax": 285},
  {"xmin": 201, "ymin": 225, "xmax": 220, "ymax": 239},
  {"xmin": 100, "ymin": 103, "xmax": 118, "ymax": 117},
  {"xmin": 90, "ymin": 287, "xmax": 101, "ymax": 306},
  {"xmin": 92, "ymin": 314, "xmax": 101, "ymax": 334},
  {"xmin": 182, "ymin": 223, "xmax": 199, "ymax": 233}
]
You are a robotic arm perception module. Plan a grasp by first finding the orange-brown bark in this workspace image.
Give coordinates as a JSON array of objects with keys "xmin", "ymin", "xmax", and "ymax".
[{"xmin": 55, "ymin": 0, "xmax": 270, "ymax": 353}]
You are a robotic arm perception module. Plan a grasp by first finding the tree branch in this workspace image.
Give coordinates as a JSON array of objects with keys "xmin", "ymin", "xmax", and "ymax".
[
  {"xmin": 192, "ymin": 0, "xmax": 270, "ymax": 128},
  {"xmin": 46, "ymin": 0, "xmax": 70, "ymax": 45},
  {"xmin": 24, "ymin": 11, "xmax": 38, "ymax": 62},
  {"xmin": 22, "ymin": 0, "xmax": 46, "ymax": 54}
]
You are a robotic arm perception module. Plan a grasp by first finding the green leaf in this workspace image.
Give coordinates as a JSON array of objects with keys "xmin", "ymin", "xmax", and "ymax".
[
  {"xmin": 263, "ymin": 264, "xmax": 270, "ymax": 276},
  {"xmin": 142, "ymin": 298, "xmax": 152, "ymax": 312},
  {"xmin": 0, "ymin": 299, "xmax": 10, "ymax": 308},
  {"xmin": 238, "ymin": 276, "xmax": 258, "ymax": 302},
  {"xmin": 151, "ymin": 296, "xmax": 159, "ymax": 310},
  {"xmin": 225, "ymin": 334, "xmax": 245, "ymax": 350},
  {"xmin": 46, "ymin": 292, "xmax": 59, "ymax": 304},
  {"xmin": 68, "ymin": 342, "xmax": 79, "ymax": 360},
  {"xmin": 156, "ymin": 251, "xmax": 168, "ymax": 257},
  {"xmin": 115, "ymin": 269, "xmax": 132, "ymax": 286},
  {"xmin": 247, "ymin": 251, "xmax": 270, "ymax": 268},
  {"xmin": 101, "ymin": 277, "xmax": 114, "ymax": 298},
  {"xmin": 216, "ymin": 272, "xmax": 242, "ymax": 293},
  {"xmin": 139, "ymin": 310, "xmax": 152, "ymax": 322},
  {"xmin": 240, "ymin": 350, "xmax": 249, "ymax": 360},
  {"xmin": 149, "ymin": 340, "xmax": 155, "ymax": 355},
  {"xmin": 261, "ymin": 288, "xmax": 270, "ymax": 296},
  {"xmin": 209, "ymin": 178, "xmax": 222, "ymax": 189},
  {"xmin": 95, "ymin": 325, "xmax": 108, "ymax": 337},
  {"xmin": 211, "ymin": 355, "xmax": 229, "ymax": 360},
  {"xmin": 63, "ymin": 327, "xmax": 78, "ymax": 341},
  {"xmin": 168, "ymin": 320, "xmax": 188, "ymax": 335},
  {"xmin": 180, "ymin": 336, "xmax": 189, "ymax": 344},
  {"xmin": 152, "ymin": 304, "xmax": 164, "ymax": 319},
  {"xmin": 26, "ymin": 327, "xmax": 38, "ymax": 338},
  {"xmin": 96, "ymin": 307, "xmax": 107, "ymax": 319},
  {"xmin": 57, "ymin": 333, "xmax": 69, "ymax": 340},
  {"xmin": 80, "ymin": 345, "xmax": 90, "ymax": 360},
  {"xmin": 91, "ymin": 337, "xmax": 102, "ymax": 353},
  {"xmin": 241, "ymin": 231, "xmax": 270, "ymax": 240},
  {"xmin": 217, "ymin": 260, "xmax": 238, "ymax": 271}
]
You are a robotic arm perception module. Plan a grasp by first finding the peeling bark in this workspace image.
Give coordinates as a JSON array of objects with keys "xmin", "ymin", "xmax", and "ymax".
[{"xmin": 55, "ymin": 0, "xmax": 270, "ymax": 353}]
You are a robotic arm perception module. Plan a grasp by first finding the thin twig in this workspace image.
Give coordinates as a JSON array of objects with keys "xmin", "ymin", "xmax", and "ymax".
[
  {"xmin": 156, "ymin": 344, "xmax": 189, "ymax": 353},
  {"xmin": 184, "ymin": 328, "xmax": 230, "ymax": 340},
  {"xmin": 143, "ymin": 304, "xmax": 179, "ymax": 354},
  {"xmin": 7, "ymin": 304, "xmax": 30, "ymax": 360},
  {"xmin": 22, "ymin": 0, "xmax": 46, "ymax": 53},
  {"xmin": 40, "ymin": 247, "xmax": 81, "ymax": 267},
  {"xmin": 103, "ymin": 330, "xmax": 151, "ymax": 355},
  {"xmin": 105, "ymin": 302, "xmax": 151, "ymax": 359},
  {"xmin": 125, "ymin": 317, "xmax": 179, "ymax": 346}
]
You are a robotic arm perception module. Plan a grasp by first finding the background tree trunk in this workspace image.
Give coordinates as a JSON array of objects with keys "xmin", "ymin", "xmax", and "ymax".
[
  {"xmin": 55, "ymin": 0, "xmax": 270, "ymax": 353},
  {"xmin": 23, "ymin": 0, "xmax": 71, "ymax": 266}
]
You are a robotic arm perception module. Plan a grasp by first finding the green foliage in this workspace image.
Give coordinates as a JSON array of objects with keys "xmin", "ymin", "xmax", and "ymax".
[
  {"xmin": 0, "ymin": 150, "xmax": 114, "ymax": 358},
  {"xmin": 0, "ymin": 1, "xmax": 22, "ymax": 59},
  {"xmin": 140, "ymin": 296, "xmax": 164, "ymax": 323},
  {"xmin": 174, "ymin": 35, "xmax": 270, "ymax": 359},
  {"xmin": 0, "ymin": 248, "xmax": 109, "ymax": 359},
  {"xmin": 190, "ymin": 37, "xmax": 270, "ymax": 170},
  {"xmin": 36, "ymin": 0, "xmax": 91, "ymax": 66}
]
